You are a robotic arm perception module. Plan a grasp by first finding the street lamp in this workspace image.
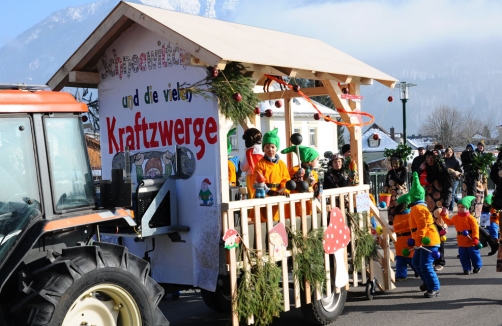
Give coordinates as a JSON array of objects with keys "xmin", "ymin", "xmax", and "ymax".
[{"xmin": 395, "ymin": 81, "xmax": 417, "ymax": 146}]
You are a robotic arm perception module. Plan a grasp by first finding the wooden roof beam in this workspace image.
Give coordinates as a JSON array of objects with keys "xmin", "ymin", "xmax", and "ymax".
[
  {"xmin": 271, "ymin": 66, "xmax": 298, "ymax": 77},
  {"xmin": 360, "ymin": 77, "xmax": 373, "ymax": 85},
  {"xmin": 69, "ymin": 71, "xmax": 100, "ymax": 86},
  {"xmin": 255, "ymin": 86, "xmax": 329, "ymax": 100}
]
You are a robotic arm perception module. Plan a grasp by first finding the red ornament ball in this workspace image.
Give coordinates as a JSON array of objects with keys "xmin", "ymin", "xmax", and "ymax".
[
  {"xmin": 293, "ymin": 85, "xmax": 300, "ymax": 92},
  {"xmin": 81, "ymin": 115, "xmax": 88, "ymax": 123},
  {"xmin": 274, "ymin": 100, "xmax": 282, "ymax": 108},
  {"xmin": 254, "ymin": 107, "xmax": 261, "ymax": 115},
  {"xmin": 313, "ymin": 113, "xmax": 320, "ymax": 120},
  {"xmin": 342, "ymin": 87, "xmax": 348, "ymax": 94},
  {"xmin": 387, "ymin": 96, "xmax": 393, "ymax": 102},
  {"xmin": 265, "ymin": 109, "xmax": 273, "ymax": 117},
  {"xmin": 372, "ymin": 133, "xmax": 379, "ymax": 140},
  {"xmin": 232, "ymin": 92, "xmax": 242, "ymax": 102}
]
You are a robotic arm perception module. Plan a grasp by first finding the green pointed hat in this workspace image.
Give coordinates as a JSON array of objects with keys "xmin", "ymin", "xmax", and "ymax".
[
  {"xmin": 396, "ymin": 193, "xmax": 411, "ymax": 206},
  {"xmin": 484, "ymin": 194, "xmax": 493, "ymax": 205},
  {"xmin": 262, "ymin": 128, "xmax": 280, "ymax": 150},
  {"xmin": 409, "ymin": 172, "xmax": 425, "ymax": 203},
  {"xmin": 227, "ymin": 127, "xmax": 236, "ymax": 154},
  {"xmin": 459, "ymin": 196, "xmax": 476, "ymax": 209},
  {"xmin": 281, "ymin": 145, "xmax": 319, "ymax": 163}
]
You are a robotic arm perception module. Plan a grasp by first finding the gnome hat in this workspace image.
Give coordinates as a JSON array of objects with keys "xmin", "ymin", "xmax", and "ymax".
[
  {"xmin": 269, "ymin": 222, "xmax": 288, "ymax": 247},
  {"xmin": 255, "ymin": 171, "xmax": 266, "ymax": 183},
  {"xmin": 262, "ymin": 128, "xmax": 280, "ymax": 150},
  {"xmin": 281, "ymin": 145, "xmax": 319, "ymax": 163},
  {"xmin": 396, "ymin": 193, "xmax": 411, "ymax": 206},
  {"xmin": 484, "ymin": 194, "xmax": 493, "ymax": 205},
  {"xmin": 458, "ymin": 196, "xmax": 476, "ymax": 209},
  {"xmin": 409, "ymin": 172, "xmax": 425, "ymax": 203},
  {"xmin": 202, "ymin": 178, "xmax": 211, "ymax": 185}
]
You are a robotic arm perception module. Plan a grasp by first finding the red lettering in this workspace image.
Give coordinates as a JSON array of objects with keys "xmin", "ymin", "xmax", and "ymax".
[
  {"xmin": 149, "ymin": 122, "xmax": 159, "ymax": 148},
  {"xmin": 134, "ymin": 112, "xmax": 142, "ymax": 150},
  {"xmin": 174, "ymin": 119, "xmax": 184, "ymax": 144},
  {"xmin": 141, "ymin": 118, "xmax": 150, "ymax": 148},
  {"xmin": 118, "ymin": 127, "xmax": 125, "ymax": 152},
  {"xmin": 193, "ymin": 118, "xmax": 205, "ymax": 160},
  {"xmin": 184, "ymin": 118, "xmax": 192, "ymax": 144},
  {"xmin": 158, "ymin": 120, "xmax": 174, "ymax": 146},
  {"xmin": 125, "ymin": 126, "xmax": 135, "ymax": 150},
  {"xmin": 106, "ymin": 117, "xmax": 119, "ymax": 154},
  {"xmin": 206, "ymin": 117, "xmax": 218, "ymax": 144}
]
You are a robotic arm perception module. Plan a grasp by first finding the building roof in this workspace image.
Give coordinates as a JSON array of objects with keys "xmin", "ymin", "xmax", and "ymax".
[
  {"xmin": 47, "ymin": 1, "xmax": 397, "ymax": 91},
  {"xmin": 364, "ymin": 122, "xmax": 389, "ymax": 135},
  {"xmin": 361, "ymin": 127, "xmax": 399, "ymax": 153}
]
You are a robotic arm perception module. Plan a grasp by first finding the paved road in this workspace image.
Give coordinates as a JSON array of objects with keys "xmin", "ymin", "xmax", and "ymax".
[{"xmin": 160, "ymin": 227, "xmax": 502, "ymax": 326}]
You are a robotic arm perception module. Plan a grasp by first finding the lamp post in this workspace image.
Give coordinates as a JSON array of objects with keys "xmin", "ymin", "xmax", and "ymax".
[{"xmin": 395, "ymin": 81, "xmax": 417, "ymax": 146}]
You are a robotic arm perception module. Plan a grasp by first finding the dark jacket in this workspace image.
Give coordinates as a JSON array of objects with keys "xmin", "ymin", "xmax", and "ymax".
[
  {"xmin": 411, "ymin": 154, "xmax": 426, "ymax": 174},
  {"xmin": 444, "ymin": 155, "xmax": 462, "ymax": 174},
  {"xmin": 323, "ymin": 168, "xmax": 350, "ymax": 190}
]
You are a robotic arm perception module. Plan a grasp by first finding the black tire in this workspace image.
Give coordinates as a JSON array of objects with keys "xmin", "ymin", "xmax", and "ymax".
[
  {"xmin": 365, "ymin": 281, "xmax": 374, "ymax": 300},
  {"xmin": 200, "ymin": 276, "xmax": 232, "ymax": 312},
  {"xmin": 301, "ymin": 286, "xmax": 347, "ymax": 325},
  {"xmin": 10, "ymin": 242, "xmax": 169, "ymax": 326}
]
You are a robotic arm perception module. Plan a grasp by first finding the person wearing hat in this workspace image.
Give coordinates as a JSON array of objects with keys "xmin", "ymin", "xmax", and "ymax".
[
  {"xmin": 418, "ymin": 147, "xmax": 453, "ymax": 271},
  {"xmin": 411, "ymin": 147, "xmax": 427, "ymax": 175},
  {"xmin": 323, "ymin": 153, "xmax": 350, "ymax": 190},
  {"xmin": 483, "ymin": 194, "xmax": 500, "ymax": 256},
  {"xmin": 281, "ymin": 145, "xmax": 319, "ymax": 217},
  {"xmin": 340, "ymin": 143, "xmax": 370, "ymax": 185},
  {"xmin": 254, "ymin": 128, "xmax": 290, "ymax": 221},
  {"xmin": 438, "ymin": 196, "xmax": 482, "ymax": 274},
  {"xmin": 384, "ymin": 155, "xmax": 408, "ymax": 225},
  {"xmin": 475, "ymin": 140, "xmax": 486, "ymax": 156},
  {"xmin": 391, "ymin": 193, "xmax": 418, "ymax": 281},
  {"xmin": 241, "ymin": 128, "xmax": 264, "ymax": 198},
  {"xmin": 408, "ymin": 172, "xmax": 441, "ymax": 298}
]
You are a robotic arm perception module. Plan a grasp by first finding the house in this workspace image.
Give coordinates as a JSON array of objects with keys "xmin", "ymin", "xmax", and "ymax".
[{"xmin": 228, "ymin": 94, "xmax": 340, "ymax": 167}]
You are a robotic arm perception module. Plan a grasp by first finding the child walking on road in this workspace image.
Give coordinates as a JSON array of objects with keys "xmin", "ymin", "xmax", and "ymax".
[
  {"xmin": 439, "ymin": 196, "xmax": 482, "ymax": 274},
  {"xmin": 392, "ymin": 193, "xmax": 418, "ymax": 281}
]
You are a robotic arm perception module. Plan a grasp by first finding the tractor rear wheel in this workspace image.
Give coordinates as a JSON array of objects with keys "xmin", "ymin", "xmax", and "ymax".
[{"xmin": 11, "ymin": 242, "xmax": 168, "ymax": 326}]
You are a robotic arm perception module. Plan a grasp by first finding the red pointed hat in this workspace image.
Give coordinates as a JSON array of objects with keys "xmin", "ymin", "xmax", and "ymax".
[
  {"xmin": 255, "ymin": 172, "xmax": 266, "ymax": 183},
  {"xmin": 202, "ymin": 178, "xmax": 211, "ymax": 185}
]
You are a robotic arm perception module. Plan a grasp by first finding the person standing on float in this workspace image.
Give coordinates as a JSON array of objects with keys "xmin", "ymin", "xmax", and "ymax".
[{"xmin": 408, "ymin": 172, "xmax": 441, "ymax": 298}]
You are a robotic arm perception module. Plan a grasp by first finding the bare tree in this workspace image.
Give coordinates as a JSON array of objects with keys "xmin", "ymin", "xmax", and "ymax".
[
  {"xmin": 459, "ymin": 110, "xmax": 484, "ymax": 145},
  {"xmin": 419, "ymin": 105, "xmax": 463, "ymax": 147}
]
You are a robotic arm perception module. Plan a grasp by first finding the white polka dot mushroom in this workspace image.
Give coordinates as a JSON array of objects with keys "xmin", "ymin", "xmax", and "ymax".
[{"xmin": 323, "ymin": 207, "xmax": 351, "ymax": 288}]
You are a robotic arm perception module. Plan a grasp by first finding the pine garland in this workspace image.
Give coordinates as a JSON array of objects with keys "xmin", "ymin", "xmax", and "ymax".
[
  {"xmin": 186, "ymin": 61, "xmax": 260, "ymax": 125},
  {"xmin": 383, "ymin": 144, "xmax": 413, "ymax": 161},
  {"xmin": 288, "ymin": 228, "xmax": 327, "ymax": 291},
  {"xmin": 234, "ymin": 245, "xmax": 283, "ymax": 326},
  {"xmin": 347, "ymin": 212, "xmax": 377, "ymax": 272},
  {"xmin": 471, "ymin": 152, "xmax": 496, "ymax": 176}
]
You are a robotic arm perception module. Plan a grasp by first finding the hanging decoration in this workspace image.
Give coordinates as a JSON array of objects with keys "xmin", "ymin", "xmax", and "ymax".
[
  {"xmin": 387, "ymin": 96, "xmax": 393, "ymax": 102},
  {"xmin": 185, "ymin": 62, "xmax": 261, "ymax": 126},
  {"xmin": 372, "ymin": 133, "xmax": 380, "ymax": 140},
  {"xmin": 263, "ymin": 74, "xmax": 374, "ymax": 127}
]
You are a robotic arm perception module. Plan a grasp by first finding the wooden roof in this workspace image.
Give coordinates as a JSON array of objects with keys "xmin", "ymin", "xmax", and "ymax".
[{"xmin": 47, "ymin": 1, "xmax": 397, "ymax": 91}]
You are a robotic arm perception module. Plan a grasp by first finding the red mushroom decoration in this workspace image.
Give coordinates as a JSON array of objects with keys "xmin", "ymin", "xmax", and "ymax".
[
  {"xmin": 222, "ymin": 229, "xmax": 240, "ymax": 249},
  {"xmin": 372, "ymin": 133, "xmax": 379, "ymax": 140},
  {"xmin": 323, "ymin": 207, "xmax": 351, "ymax": 287}
]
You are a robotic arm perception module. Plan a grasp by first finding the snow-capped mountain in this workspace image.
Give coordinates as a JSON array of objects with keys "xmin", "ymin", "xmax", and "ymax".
[
  {"xmin": 0, "ymin": 0, "xmax": 238, "ymax": 85},
  {"xmin": 1, "ymin": 0, "xmax": 501, "ymax": 134}
]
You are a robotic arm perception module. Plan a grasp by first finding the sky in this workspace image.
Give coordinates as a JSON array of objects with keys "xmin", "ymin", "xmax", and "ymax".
[
  {"xmin": 3, "ymin": 0, "xmax": 502, "ymax": 58},
  {"xmin": 0, "ymin": 0, "xmax": 94, "ymax": 47}
]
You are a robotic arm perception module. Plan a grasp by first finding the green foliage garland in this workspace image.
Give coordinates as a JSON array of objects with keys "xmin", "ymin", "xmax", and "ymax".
[
  {"xmin": 288, "ymin": 228, "xmax": 327, "ymax": 291},
  {"xmin": 383, "ymin": 143, "xmax": 413, "ymax": 161},
  {"xmin": 186, "ymin": 61, "xmax": 260, "ymax": 126},
  {"xmin": 347, "ymin": 212, "xmax": 377, "ymax": 272},
  {"xmin": 234, "ymin": 246, "xmax": 283, "ymax": 326},
  {"xmin": 471, "ymin": 152, "xmax": 496, "ymax": 176}
]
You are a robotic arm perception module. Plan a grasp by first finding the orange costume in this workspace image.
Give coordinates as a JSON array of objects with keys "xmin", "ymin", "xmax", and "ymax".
[
  {"xmin": 394, "ymin": 209, "xmax": 414, "ymax": 258},
  {"xmin": 441, "ymin": 212, "xmax": 480, "ymax": 247},
  {"xmin": 254, "ymin": 158, "xmax": 290, "ymax": 221}
]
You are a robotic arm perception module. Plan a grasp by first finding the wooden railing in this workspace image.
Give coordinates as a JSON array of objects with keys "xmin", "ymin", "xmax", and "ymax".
[{"xmin": 222, "ymin": 184, "xmax": 395, "ymax": 326}]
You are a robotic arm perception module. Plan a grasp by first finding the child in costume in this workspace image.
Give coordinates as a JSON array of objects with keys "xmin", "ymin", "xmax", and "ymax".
[
  {"xmin": 483, "ymin": 194, "xmax": 500, "ymax": 256},
  {"xmin": 241, "ymin": 128, "xmax": 264, "ymax": 198},
  {"xmin": 391, "ymin": 193, "xmax": 417, "ymax": 281},
  {"xmin": 281, "ymin": 145, "xmax": 319, "ymax": 217},
  {"xmin": 439, "ymin": 196, "xmax": 482, "ymax": 274},
  {"xmin": 254, "ymin": 128, "xmax": 290, "ymax": 222},
  {"xmin": 408, "ymin": 172, "xmax": 441, "ymax": 298}
]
